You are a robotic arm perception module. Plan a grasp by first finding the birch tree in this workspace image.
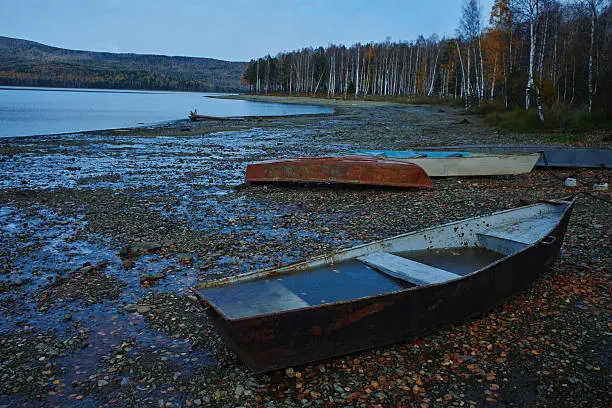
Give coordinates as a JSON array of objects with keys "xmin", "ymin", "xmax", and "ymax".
[
  {"xmin": 460, "ymin": 0, "xmax": 484, "ymax": 104},
  {"xmin": 579, "ymin": 0, "xmax": 607, "ymax": 113},
  {"xmin": 490, "ymin": 0, "xmax": 513, "ymax": 105},
  {"xmin": 242, "ymin": 3, "xmax": 611, "ymax": 116},
  {"xmin": 512, "ymin": 0, "xmax": 545, "ymax": 120}
]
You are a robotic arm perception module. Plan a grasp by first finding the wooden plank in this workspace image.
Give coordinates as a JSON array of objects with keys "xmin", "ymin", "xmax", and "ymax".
[
  {"xmin": 476, "ymin": 233, "xmax": 528, "ymax": 256},
  {"xmin": 483, "ymin": 215, "xmax": 557, "ymax": 244},
  {"xmin": 358, "ymin": 252, "xmax": 460, "ymax": 286}
]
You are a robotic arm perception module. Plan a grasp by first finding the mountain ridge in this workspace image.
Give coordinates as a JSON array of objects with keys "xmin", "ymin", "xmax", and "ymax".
[{"xmin": 0, "ymin": 36, "xmax": 247, "ymax": 92}]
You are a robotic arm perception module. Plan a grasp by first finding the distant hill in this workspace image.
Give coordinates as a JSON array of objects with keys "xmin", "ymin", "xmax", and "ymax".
[{"xmin": 0, "ymin": 36, "xmax": 247, "ymax": 92}]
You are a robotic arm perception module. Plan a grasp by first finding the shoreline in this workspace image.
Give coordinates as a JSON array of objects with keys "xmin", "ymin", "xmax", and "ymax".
[{"xmin": 0, "ymin": 99, "xmax": 610, "ymax": 407}]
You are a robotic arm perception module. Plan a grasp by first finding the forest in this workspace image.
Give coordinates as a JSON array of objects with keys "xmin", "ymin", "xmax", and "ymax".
[{"xmin": 243, "ymin": 0, "xmax": 611, "ymax": 124}]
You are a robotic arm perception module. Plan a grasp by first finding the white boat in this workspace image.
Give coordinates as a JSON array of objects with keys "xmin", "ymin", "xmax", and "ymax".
[{"xmin": 352, "ymin": 150, "xmax": 540, "ymax": 177}]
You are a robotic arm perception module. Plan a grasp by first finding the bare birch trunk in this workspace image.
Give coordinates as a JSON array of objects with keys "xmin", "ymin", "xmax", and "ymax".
[
  {"xmin": 479, "ymin": 36, "xmax": 485, "ymax": 103},
  {"xmin": 467, "ymin": 46, "xmax": 472, "ymax": 109},
  {"xmin": 491, "ymin": 53, "xmax": 497, "ymax": 100},
  {"xmin": 456, "ymin": 41, "xmax": 470, "ymax": 111},
  {"xmin": 526, "ymin": 12, "xmax": 536, "ymax": 111},
  {"xmin": 355, "ymin": 48, "xmax": 360, "ymax": 97},
  {"xmin": 588, "ymin": 0, "xmax": 596, "ymax": 113},
  {"xmin": 427, "ymin": 46, "xmax": 440, "ymax": 97}
]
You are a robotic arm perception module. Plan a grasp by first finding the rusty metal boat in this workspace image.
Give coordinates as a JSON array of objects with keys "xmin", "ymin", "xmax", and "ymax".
[
  {"xmin": 244, "ymin": 156, "xmax": 433, "ymax": 188},
  {"xmin": 193, "ymin": 198, "xmax": 575, "ymax": 373}
]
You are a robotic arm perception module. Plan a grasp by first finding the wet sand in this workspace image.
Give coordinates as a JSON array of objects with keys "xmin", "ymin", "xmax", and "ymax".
[{"xmin": 0, "ymin": 97, "xmax": 610, "ymax": 407}]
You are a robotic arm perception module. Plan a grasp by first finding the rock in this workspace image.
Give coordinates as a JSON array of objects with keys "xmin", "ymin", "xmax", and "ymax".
[
  {"xmin": 245, "ymin": 377, "xmax": 259, "ymax": 388},
  {"xmin": 124, "ymin": 304, "xmax": 139, "ymax": 312},
  {"xmin": 79, "ymin": 265, "xmax": 95, "ymax": 274},
  {"xmin": 98, "ymin": 379, "xmax": 109, "ymax": 387},
  {"xmin": 193, "ymin": 399, "xmax": 201, "ymax": 406},
  {"xmin": 120, "ymin": 242, "xmax": 163, "ymax": 258},
  {"xmin": 140, "ymin": 273, "xmax": 166, "ymax": 284},
  {"xmin": 178, "ymin": 254, "xmax": 194, "ymax": 264},
  {"xmin": 136, "ymin": 306, "xmax": 151, "ymax": 314},
  {"xmin": 132, "ymin": 242, "xmax": 163, "ymax": 255},
  {"xmin": 235, "ymin": 384, "xmax": 245, "ymax": 396},
  {"xmin": 119, "ymin": 246, "xmax": 131, "ymax": 258}
]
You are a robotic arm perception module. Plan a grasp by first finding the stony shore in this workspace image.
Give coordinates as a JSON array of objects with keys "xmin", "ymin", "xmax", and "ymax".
[{"xmin": 0, "ymin": 96, "xmax": 610, "ymax": 407}]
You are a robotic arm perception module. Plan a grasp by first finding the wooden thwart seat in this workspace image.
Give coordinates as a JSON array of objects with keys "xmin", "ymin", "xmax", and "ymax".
[
  {"xmin": 476, "ymin": 233, "xmax": 529, "ymax": 256},
  {"xmin": 481, "ymin": 215, "xmax": 557, "ymax": 244},
  {"xmin": 358, "ymin": 252, "xmax": 461, "ymax": 286}
]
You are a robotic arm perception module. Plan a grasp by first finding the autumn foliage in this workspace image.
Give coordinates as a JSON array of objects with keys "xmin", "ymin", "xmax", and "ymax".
[{"xmin": 244, "ymin": 0, "xmax": 611, "ymax": 117}]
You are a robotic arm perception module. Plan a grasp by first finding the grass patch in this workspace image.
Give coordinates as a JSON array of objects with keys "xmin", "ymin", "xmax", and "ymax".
[{"xmin": 484, "ymin": 106, "xmax": 612, "ymax": 134}]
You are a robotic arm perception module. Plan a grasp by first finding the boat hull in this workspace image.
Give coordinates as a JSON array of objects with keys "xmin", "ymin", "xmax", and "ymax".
[
  {"xmin": 198, "ymin": 202, "xmax": 573, "ymax": 373},
  {"xmin": 418, "ymin": 145, "xmax": 612, "ymax": 169},
  {"xmin": 245, "ymin": 157, "xmax": 433, "ymax": 188},
  {"xmin": 353, "ymin": 151, "xmax": 540, "ymax": 177}
]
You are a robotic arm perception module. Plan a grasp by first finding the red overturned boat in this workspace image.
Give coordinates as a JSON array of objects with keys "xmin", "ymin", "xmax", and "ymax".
[{"xmin": 245, "ymin": 156, "xmax": 433, "ymax": 189}]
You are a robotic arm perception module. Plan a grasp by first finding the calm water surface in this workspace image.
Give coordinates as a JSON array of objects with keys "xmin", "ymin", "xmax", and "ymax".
[{"xmin": 0, "ymin": 86, "xmax": 333, "ymax": 137}]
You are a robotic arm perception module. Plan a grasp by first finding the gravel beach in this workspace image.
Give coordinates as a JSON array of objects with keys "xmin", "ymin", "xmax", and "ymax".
[{"xmin": 0, "ymin": 97, "xmax": 610, "ymax": 407}]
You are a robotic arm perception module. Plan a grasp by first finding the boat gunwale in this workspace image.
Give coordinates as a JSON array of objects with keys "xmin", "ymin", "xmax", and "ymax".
[
  {"xmin": 247, "ymin": 155, "xmax": 434, "ymax": 166},
  {"xmin": 193, "ymin": 198, "xmax": 575, "ymax": 324},
  {"xmin": 353, "ymin": 151, "xmax": 542, "ymax": 160}
]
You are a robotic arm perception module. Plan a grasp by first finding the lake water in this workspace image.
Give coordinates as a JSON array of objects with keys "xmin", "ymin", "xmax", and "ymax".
[{"xmin": 0, "ymin": 86, "xmax": 333, "ymax": 137}]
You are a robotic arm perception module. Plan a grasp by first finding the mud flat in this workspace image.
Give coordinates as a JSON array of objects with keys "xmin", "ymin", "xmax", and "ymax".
[{"xmin": 0, "ymin": 98, "xmax": 610, "ymax": 407}]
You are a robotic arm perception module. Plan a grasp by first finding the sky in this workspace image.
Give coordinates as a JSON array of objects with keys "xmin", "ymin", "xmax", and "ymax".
[{"xmin": 1, "ymin": 0, "xmax": 495, "ymax": 62}]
